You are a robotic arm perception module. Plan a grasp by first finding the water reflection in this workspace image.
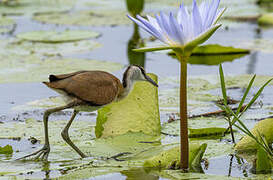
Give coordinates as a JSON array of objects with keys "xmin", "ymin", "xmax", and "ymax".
[
  {"xmin": 126, "ymin": 0, "xmax": 146, "ymax": 67},
  {"xmin": 246, "ymin": 28, "xmax": 262, "ymax": 74},
  {"xmin": 127, "ymin": 24, "xmax": 146, "ymax": 67}
]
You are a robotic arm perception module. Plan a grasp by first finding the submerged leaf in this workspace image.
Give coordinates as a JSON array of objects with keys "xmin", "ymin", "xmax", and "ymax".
[
  {"xmin": 0, "ymin": 145, "xmax": 13, "ymax": 154},
  {"xmin": 96, "ymin": 73, "xmax": 160, "ymax": 138},
  {"xmin": 16, "ymin": 30, "xmax": 100, "ymax": 43}
]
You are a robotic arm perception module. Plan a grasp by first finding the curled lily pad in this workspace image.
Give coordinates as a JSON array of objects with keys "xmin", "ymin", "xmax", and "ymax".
[
  {"xmin": 0, "ymin": 145, "xmax": 13, "ymax": 154},
  {"xmin": 16, "ymin": 30, "xmax": 100, "ymax": 43},
  {"xmin": 143, "ymin": 143, "xmax": 207, "ymax": 169},
  {"xmin": 96, "ymin": 73, "xmax": 160, "ymax": 138},
  {"xmin": 255, "ymin": 146, "xmax": 272, "ymax": 173},
  {"xmin": 235, "ymin": 118, "xmax": 273, "ymax": 152}
]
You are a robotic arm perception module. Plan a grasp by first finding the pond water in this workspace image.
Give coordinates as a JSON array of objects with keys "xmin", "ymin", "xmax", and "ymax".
[{"xmin": 0, "ymin": 0, "xmax": 273, "ymax": 179}]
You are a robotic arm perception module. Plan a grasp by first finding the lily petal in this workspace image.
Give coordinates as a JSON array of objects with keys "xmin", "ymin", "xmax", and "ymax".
[{"xmin": 192, "ymin": 0, "xmax": 203, "ymax": 36}]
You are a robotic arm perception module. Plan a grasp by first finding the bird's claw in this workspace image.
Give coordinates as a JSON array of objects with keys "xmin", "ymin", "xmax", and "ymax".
[{"xmin": 17, "ymin": 146, "xmax": 50, "ymax": 161}]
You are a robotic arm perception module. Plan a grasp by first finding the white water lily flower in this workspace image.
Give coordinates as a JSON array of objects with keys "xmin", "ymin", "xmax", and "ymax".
[{"xmin": 128, "ymin": 0, "xmax": 225, "ymax": 51}]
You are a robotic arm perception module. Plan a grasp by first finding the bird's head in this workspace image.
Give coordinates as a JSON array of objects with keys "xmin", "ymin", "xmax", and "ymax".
[{"xmin": 122, "ymin": 65, "xmax": 158, "ymax": 88}]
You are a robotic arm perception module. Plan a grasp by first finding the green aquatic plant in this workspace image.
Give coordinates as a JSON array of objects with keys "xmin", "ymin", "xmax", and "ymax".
[
  {"xmin": 218, "ymin": 64, "xmax": 273, "ymax": 144},
  {"xmin": 218, "ymin": 64, "xmax": 273, "ymax": 172},
  {"xmin": 128, "ymin": 0, "xmax": 225, "ymax": 170}
]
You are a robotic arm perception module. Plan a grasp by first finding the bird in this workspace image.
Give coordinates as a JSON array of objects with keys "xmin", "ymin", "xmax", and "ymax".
[{"xmin": 18, "ymin": 65, "xmax": 158, "ymax": 161}]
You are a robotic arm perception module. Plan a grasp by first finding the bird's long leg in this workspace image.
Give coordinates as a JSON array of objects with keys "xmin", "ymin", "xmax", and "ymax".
[
  {"xmin": 17, "ymin": 103, "xmax": 74, "ymax": 161},
  {"xmin": 61, "ymin": 110, "xmax": 87, "ymax": 158}
]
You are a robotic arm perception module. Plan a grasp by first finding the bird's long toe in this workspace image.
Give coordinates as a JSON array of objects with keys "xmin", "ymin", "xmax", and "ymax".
[{"xmin": 17, "ymin": 145, "xmax": 50, "ymax": 161}]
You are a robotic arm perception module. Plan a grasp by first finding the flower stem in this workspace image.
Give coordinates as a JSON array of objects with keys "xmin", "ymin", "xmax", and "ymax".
[{"xmin": 175, "ymin": 50, "xmax": 190, "ymax": 170}]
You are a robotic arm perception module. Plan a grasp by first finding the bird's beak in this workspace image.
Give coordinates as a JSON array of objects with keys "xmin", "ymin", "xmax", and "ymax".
[{"xmin": 145, "ymin": 75, "xmax": 158, "ymax": 87}]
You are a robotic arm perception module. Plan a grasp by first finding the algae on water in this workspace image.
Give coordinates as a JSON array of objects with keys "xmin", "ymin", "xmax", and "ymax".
[{"xmin": 0, "ymin": 145, "xmax": 13, "ymax": 154}]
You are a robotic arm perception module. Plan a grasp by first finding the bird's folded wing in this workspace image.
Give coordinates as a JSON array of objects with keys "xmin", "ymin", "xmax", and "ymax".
[{"xmin": 45, "ymin": 71, "xmax": 121, "ymax": 106}]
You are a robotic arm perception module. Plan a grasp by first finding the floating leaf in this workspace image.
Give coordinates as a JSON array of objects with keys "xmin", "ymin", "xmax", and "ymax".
[
  {"xmin": 188, "ymin": 54, "xmax": 247, "ymax": 65},
  {"xmin": 168, "ymin": 44, "xmax": 249, "ymax": 65},
  {"xmin": 189, "ymin": 127, "xmax": 235, "ymax": 138},
  {"xmin": 0, "ymin": 145, "xmax": 13, "ymax": 154},
  {"xmin": 33, "ymin": 10, "xmax": 130, "ymax": 26},
  {"xmin": 143, "ymin": 143, "xmax": 207, "ymax": 169},
  {"xmin": 191, "ymin": 44, "xmax": 250, "ymax": 55},
  {"xmin": 235, "ymin": 118, "xmax": 273, "ymax": 152},
  {"xmin": 16, "ymin": 30, "xmax": 100, "ymax": 43},
  {"xmin": 168, "ymin": 44, "xmax": 250, "ymax": 55},
  {"xmin": 0, "ymin": 0, "xmax": 74, "ymax": 15},
  {"xmin": 96, "ymin": 73, "xmax": 160, "ymax": 138}
]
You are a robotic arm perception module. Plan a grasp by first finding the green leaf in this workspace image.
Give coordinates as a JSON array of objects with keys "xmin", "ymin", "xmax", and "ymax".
[
  {"xmin": 258, "ymin": 13, "xmax": 273, "ymax": 26},
  {"xmin": 188, "ymin": 54, "xmax": 247, "ymax": 65},
  {"xmin": 0, "ymin": 145, "xmax": 13, "ymax": 154},
  {"xmin": 133, "ymin": 46, "xmax": 175, "ymax": 52},
  {"xmin": 239, "ymin": 78, "xmax": 273, "ymax": 117},
  {"xmin": 219, "ymin": 64, "xmax": 228, "ymax": 106},
  {"xmin": 189, "ymin": 127, "xmax": 235, "ymax": 138},
  {"xmin": 235, "ymin": 118, "xmax": 273, "ymax": 151},
  {"xmin": 143, "ymin": 143, "xmax": 207, "ymax": 170},
  {"xmin": 191, "ymin": 44, "xmax": 250, "ymax": 55},
  {"xmin": 184, "ymin": 24, "xmax": 222, "ymax": 51},
  {"xmin": 96, "ymin": 73, "xmax": 161, "ymax": 138},
  {"xmin": 256, "ymin": 146, "xmax": 272, "ymax": 174}
]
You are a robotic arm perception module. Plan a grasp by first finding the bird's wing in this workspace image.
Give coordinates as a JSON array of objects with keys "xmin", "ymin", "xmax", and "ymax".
[
  {"xmin": 44, "ymin": 71, "xmax": 122, "ymax": 105},
  {"xmin": 49, "ymin": 71, "xmax": 88, "ymax": 82}
]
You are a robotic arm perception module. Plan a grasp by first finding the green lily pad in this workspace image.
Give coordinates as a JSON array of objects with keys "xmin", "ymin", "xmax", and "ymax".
[
  {"xmin": 258, "ymin": 13, "xmax": 273, "ymax": 26},
  {"xmin": 189, "ymin": 127, "xmax": 234, "ymax": 138},
  {"xmin": 96, "ymin": 73, "xmax": 161, "ymax": 138},
  {"xmin": 256, "ymin": 146, "xmax": 272, "ymax": 173},
  {"xmin": 188, "ymin": 54, "xmax": 247, "ymax": 65},
  {"xmin": 0, "ymin": 145, "xmax": 13, "ymax": 154},
  {"xmin": 168, "ymin": 44, "xmax": 249, "ymax": 65},
  {"xmin": 33, "ymin": 10, "xmax": 130, "ymax": 26},
  {"xmin": 16, "ymin": 30, "xmax": 100, "ymax": 43},
  {"xmin": 235, "ymin": 118, "xmax": 273, "ymax": 152},
  {"xmin": 2, "ymin": 39, "xmax": 101, "ymax": 57},
  {"xmin": 191, "ymin": 44, "xmax": 250, "ymax": 55},
  {"xmin": 143, "ymin": 143, "xmax": 207, "ymax": 169},
  {"xmin": 0, "ymin": 55, "xmax": 123, "ymax": 83}
]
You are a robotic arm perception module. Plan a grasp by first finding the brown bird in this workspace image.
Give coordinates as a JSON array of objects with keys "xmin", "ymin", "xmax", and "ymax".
[{"xmin": 19, "ymin": 65, "xmax": 158, "ymax": 161}]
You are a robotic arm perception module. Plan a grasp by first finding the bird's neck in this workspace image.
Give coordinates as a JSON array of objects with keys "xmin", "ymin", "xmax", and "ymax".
[{"xmin": 117, "ymin": 75, "xmax": 135, "ymax": 101}]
